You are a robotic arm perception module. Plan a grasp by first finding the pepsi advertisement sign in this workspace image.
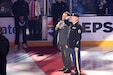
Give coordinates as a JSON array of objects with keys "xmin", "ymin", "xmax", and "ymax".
[{"xmin": 0, "ymin": 16, "xmax": 113, "ymax": 42}]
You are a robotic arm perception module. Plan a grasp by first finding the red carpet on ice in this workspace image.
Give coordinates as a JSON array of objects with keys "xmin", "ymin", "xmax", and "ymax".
[{"xmin": 26, "ymin": 46, "xmax": 86, "ymax": 75}]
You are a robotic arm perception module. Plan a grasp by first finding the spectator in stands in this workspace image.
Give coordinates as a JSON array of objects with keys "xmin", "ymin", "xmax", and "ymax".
[
  {"xmin": 0, "ymin": 26, "xmax": 9, "ymax": 75},
  {"xmin": 28, "ymin": 0, "xmax": 41, "ymax": 40},
  {"xmin": 96, "ymin": 0, "xmax": 107, "ymax": 16},
  {"xmin": 72, "ymin": 0, "xmax": 85, "ymax": 14},
  {"xmin": 106, "ymin": 0, "xmax": 113, "ymax": 15},
  {"xmin": 80, "ymin": 0, "xmax": 97, "ymax": 14}
]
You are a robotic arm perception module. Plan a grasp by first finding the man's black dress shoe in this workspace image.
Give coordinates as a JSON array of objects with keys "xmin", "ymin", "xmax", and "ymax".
[
  {"xmin": 59, "ymin": 67, "xmax": 66, "ymax": 71},
  {"xmin": 64, "ymin": 68, "xmax": 71, "ymax": 73}
]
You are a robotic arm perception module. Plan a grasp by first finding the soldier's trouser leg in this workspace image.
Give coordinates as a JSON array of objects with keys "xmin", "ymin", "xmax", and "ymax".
[
  {"xmin": 70, "ymin": 48, "xmax": 81, "ymax": 75},
  {"xmin": 75, "ymin": 49, "xmax": 81, "ymax": 75}
]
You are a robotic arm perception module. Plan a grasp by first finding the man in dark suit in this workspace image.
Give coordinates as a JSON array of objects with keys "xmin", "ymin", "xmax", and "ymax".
[
  {"xmin": 55, "ymin": 11, "xmax": 71, "ymax": 73},
  {"xmin": 51, "ymin": 0, "xmax": 69, "ymax": 47},
  {"xmin": 0, "ymin": 26, "xmax": 9, "ymax": 75},
  {"xmin": 12, "ymin": 0, "xmax": 29, "ymax": 49}
]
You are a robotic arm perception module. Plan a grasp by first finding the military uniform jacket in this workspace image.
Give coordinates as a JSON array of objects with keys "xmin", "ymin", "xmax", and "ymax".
[{"xmin": 68, "ymin": 22, "xmax": 82, "ymax": 49}]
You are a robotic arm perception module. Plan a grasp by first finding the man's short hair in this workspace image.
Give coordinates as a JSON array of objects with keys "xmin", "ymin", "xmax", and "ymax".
[{"xmin": 64, "ymin": 11, "xmax": 70, "ymax": 16}]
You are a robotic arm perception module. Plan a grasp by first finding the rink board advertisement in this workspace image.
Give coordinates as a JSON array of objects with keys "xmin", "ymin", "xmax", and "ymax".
[
  {"xmin": 79, "ymin": 16, "xmax": 113, "ymax": 41},
  {"xmin": 0, "ymin": 17, "xmax": 15, "ymax": 42},
  {"xmin": 47, "ymin": 17, "xmax": 54, "ymax": 41},
  {"xmin": 0, "ymin": 16, "xmax": 113, "ymax": 42}
]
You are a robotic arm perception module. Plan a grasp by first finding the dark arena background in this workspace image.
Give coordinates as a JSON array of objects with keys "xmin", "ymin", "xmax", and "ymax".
[{"xmin": 0, "ymin": 0, "xmax": 113, "ymax": 75}]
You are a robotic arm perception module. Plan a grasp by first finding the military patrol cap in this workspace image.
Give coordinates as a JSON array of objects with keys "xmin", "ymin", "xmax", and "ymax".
[{"xmin": 71, "ymin": 13, "xmax": 79, "ymax": 17}]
